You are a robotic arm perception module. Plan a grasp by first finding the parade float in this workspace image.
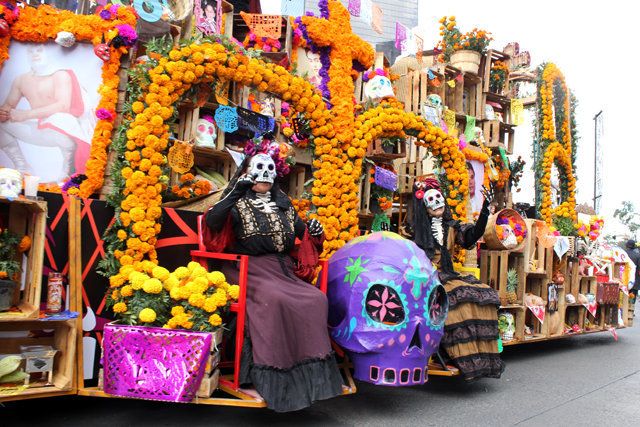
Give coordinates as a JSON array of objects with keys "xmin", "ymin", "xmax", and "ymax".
[{"xmin": 0, "ymin": 0, "xmax": 632, "ymax": 406}]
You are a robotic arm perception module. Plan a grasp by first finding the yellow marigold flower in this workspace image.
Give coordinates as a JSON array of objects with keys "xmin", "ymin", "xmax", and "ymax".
[
  {"xmin": 163, "ymin": 275, "xmax": 179, "ymax": 291},
  {"xmin": 121, "ymin": 285, "xmax": 133, "ymax": 297},
  {"xmin": 171, "ymin": 306, "xmax": 185, "ymax": 316},
  {"xmin": 130, "ymin": 207, "xmax": 145, "ymax": 222},
  {"xmin": 113, "ymin": 302, "xmax": 127, "ymax": 313},
  {"xmin": 139, "ymin": 308, "xmax": 157, "ymax": 323},
  {"xmin": 130, "ymin": 272, "xmax": 149, "ymax": 290},
  {"xmin": 143, "ymin": 278, "xmax": 163, "ymax": 294},
  {"xmin": 190, "ymin": 266, "xmax": 208, "ymax": 278},
  {"xmin": 203, "ymin": 297, "xmax": 217, "ymax": 313},
  {"xmin": 132, "ymin": 101, "xmax": 144, "ymax": 114},
  {"xmin": 208, "ymin": 314, "xmax": 222, "ymax": 327},
  {"xmin": 111, "ymin": 289, "xmax": 120, "ymax": 300},
  {"xmin": 109, "ymin": 274, "xmax": 125, "ymax": 288},
  {"xmin": 207, "ymin": 271, "xmax": 226, "ymax": 286},
  {"xmin": 120, "ymin": 265, "xmax": 134, "ymax": 277},
  {"xmin": 187, "ymin": 261, "xmax": 201, "ymax": 272},
  {"xmin": 117, "ymin": 229, "xmax": 127, "ymax": 240},
  {"xmin": 188, "ymin": 293, "xmax": 206, "ymax": 308},
  {"xmin": 228, "ymin": 284, "xmax": 240, "ymax": 300},
  {"xmin": 152, "ymin": 266, "xmax": 170, "ymax": 281},
  {"xmin": 170, "ymin": 286, "xmax": 182, "ymax": 300},
  {"xmin": 174, "ymin": 266, "xmax": 190, "ymax": 279}
]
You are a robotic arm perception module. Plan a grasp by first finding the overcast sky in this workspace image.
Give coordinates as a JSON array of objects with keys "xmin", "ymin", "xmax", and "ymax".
[{"xmin": 415, "ymin": 0, "xmax": 639, "ymax": 235}]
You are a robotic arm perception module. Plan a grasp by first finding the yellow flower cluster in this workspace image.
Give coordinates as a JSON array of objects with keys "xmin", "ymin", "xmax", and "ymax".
[{"xmin": 538, "ymin": 63, "xmax": 576, "ymax": 224}]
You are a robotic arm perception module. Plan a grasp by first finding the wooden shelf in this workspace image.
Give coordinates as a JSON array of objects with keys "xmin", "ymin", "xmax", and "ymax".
[
  {"xmin": 0, "ymin": 302, "xmax": 39, "ymax": 321},
  {"xmin": 193, "ymin": 146, "xmax": 233, "ymax": 162},
  {"xmin": 0, "ymin": 385, "xmax": 74, "ymax": 403},
  {"xmin": 499, "ymin": 304, "xmax": 525, "ymax": 310}
]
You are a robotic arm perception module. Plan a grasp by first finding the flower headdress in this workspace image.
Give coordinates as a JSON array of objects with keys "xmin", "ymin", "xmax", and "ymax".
[
  {"xmin": 243, "ymin": 138, "xmax": 294, "ymax": 177},
  {"xmin": 413, "ymin": 177, "xmax": 441, "ymax": 200},
  {"xmin": 362, "ymin": 68, "xmax": 389, "ymax": 82}
]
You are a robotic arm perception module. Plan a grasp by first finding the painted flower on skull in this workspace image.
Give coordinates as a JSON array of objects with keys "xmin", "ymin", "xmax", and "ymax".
[{"xmin": 327, "ymin": 232, "xmax": 448, "ymax": 386}]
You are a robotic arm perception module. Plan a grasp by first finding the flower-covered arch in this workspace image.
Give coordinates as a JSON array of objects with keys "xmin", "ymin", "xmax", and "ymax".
[{"xmin": 535, "ymin": 63, "xmax": 577, "ymax": 224}]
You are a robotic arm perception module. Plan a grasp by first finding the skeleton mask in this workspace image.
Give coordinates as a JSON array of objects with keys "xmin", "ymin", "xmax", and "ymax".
[
  {"xmin": 248, "ymin": 153, "xmax": 276, "ymax": 184},
  {"xmin": 94, "ymin": 43, "xmax": 111, "ymax": 62},
  {"xmin": 195, "ymin": 116, "xmax": 216, "ymax": 148},
  {"xmin": 364, "ymin": 76, "xmax": 395, "ymax": 102},
  {"xmin": 328, "ymin": 232, "xmax": 448, "ymax": 386},
  {"xmin": 473, "ymin": 126, "xmax": 485, "ymax": 144},
  {"xmin": 427, "ymin": 94, "xmax": 444, "ymax": 117},
  {"xmin": 0, "ymin": 168, "xmax": 22, "ymax": 198},
  {"xmin": 424, "ymin": 189, "xmax": 445, "ymax": 212},
  {"xmin": 498, "ymin": 311, "xmax": 515, "ymax": 342}
]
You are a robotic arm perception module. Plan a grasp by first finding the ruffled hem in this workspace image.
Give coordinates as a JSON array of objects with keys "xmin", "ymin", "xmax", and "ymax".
[
  {"xmin": 441, "ymin": 320, "xmax": 499, "ymax": 346},
  {"xmin": 240, "ymin": 335, "xmax": 343, "ymax": 412},
  {"xmin": 447, "ymin": 285, "xmax": 500, "ymax": 308},
  {"xmin": 448, "ymin": 353, "xmax": 505, "ymax": 382}
]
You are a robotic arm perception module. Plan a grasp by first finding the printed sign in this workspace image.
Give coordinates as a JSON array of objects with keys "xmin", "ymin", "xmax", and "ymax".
[
  {"xmin": 374, "ymin": 166, "xmax": 398, "ymax": 191},
  {"xmin": 526, "ymin": 304, "xmax": 545, "ymax": 324}
]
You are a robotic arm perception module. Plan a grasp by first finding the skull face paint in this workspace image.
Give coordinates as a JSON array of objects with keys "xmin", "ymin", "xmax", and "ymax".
[
  {"xmin": 194, "ymin": 116, "xmax": 216, "ymax": 148},
  {"xmin": 327, "ymin": 232, "xmax": 448, "ymax": 386},
  {"xmin": 424, "ymin": 189, "xmax": 445, "ymax": 217},
  {"xmin": 0, "ymin": 168, "xmax": 22, "ymax": 198},
  {"xmin": 248, "ymin": 153, "xmax": 276, "ymax": 184}
]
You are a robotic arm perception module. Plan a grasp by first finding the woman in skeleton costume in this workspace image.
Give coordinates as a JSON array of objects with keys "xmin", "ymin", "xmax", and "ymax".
[
  {"xmin": 409, "ymin": 177, "xmax": 504, "ymax": 381},
  {"xmin": 203, "ymin": 153, "xmax": 343, "ymax": 412}
]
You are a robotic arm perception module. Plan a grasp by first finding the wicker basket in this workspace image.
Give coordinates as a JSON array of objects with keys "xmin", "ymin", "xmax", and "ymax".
[
  {"xmin": 483, "ymin": 208, "xmax": 527, "ymax": 251},
  {"xmin": 450, "ymin": 50, "xmax": 481, "ymax": 74},
  {"xmin": 103, "ymin": 323, "xmax": 212, "ymax": 402}
]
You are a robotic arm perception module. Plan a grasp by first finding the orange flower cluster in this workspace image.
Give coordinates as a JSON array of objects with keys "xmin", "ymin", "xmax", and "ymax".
[
  {"xmin": 538, "ymin": 63, "xmax": 576, "ymax": 224},
  {"xmin": 0, "ymin": 4, "xmax": 137, "ymax": 198},
  {"xmin": 171, "ymin": 173, "xmax": 212, "ymax": 199},
  {"xmin": 436, "ymin": 16, "xmax": 492, "ymax": 62},
  {"xmin": 291, "ymin": 198, "xmax": 311, "ymax": 221}
]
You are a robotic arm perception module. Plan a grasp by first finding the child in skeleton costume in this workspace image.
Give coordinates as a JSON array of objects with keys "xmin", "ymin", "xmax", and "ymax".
[
  {"xmin": 203, "ymin": 153, "xmax": 343, "ymax": 412},
  {"xmin": 409, "ymin": 178, "xmax": 504, "ymax": 381}
]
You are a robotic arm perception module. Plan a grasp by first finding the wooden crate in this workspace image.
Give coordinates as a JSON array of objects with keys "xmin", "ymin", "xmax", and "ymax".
[
  {"xmin": 479, "ymin": 50, "xmax": 511, "ymax": 94},
  {"xmin": 523, "ymin": 307, "xmax": 548, "ymax": 341},
  {"xmin": 366, "ymin": 138, "xmax": 407, "ymax": 161},
  {"xmin": 565, "ymin": 305, "xmax": 586, "ymax": 330},
  {"xmin": 398, "ymin": 161, "xmax": 423, "ymax": 194},
  {"xmin": 197, "ymin": 368, "xmax": 220, "ymax": 398},
  {"xmin": 522, "ymin": 219, "xmax": 553, "ymax": 277},
  {"xmin": 565, "ymin": 257, "xmax": 581, "ymax": 298},
  {"xmin": 462, "ymin": 73, "xmax": 483, "ymax": 118},
  {"xmin": 481, "ymin": 120, "xmax": 515, "ymax": 154},
  {"xmin": 0, "ymin": 197, "xmax": 47, "ymax": 320},
  {"xmin": 287, "ymin": 166, "xmax": 307, "ymax": 199},
  {"xmin": 443, "ymin": 65, "xmax": 463, "ymax": 113},
  {"xmin": 0, "ymin": 319, "xmax": 76, "ymax": 402},
  {"xmin": 578, "ymin": 275, "xmax": 597, "ymax": 296},
  {"xmin": 628, "ymin": 300, "xmax": 635, "ymax": 327},
  {"xmin": 480, "ymin": 250, "xmax": 525, "ymax": 306}
]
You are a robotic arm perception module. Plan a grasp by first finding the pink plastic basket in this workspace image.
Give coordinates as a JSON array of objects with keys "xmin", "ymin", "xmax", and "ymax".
[{"xmin": 103, "ymin": 323, "xmax": 212, "ymax": 402}]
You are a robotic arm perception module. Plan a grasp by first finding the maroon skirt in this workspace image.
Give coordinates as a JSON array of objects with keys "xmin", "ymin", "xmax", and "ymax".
[{"xmin": 221, "ymin": 254, "xmax": 343, "ymax": 412}]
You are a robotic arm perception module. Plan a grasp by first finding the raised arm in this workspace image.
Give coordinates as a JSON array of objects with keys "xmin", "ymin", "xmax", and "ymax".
[{"xmin": 205, "ymin": 174, "xmax": 254, "ymax": 232}]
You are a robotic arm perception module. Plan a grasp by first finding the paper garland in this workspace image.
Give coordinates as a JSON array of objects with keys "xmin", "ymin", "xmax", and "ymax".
[
  {"xmin": 526, "ymin": 304, "xmax": 545, "ymax": 324},
  {"xmin": 240, "ymin": 12, "xmax": 282, "ymax": 39},
  {"xmin": 214, "ymin": 105, "xmax": 239, "ymax": 133},
  {"xmin": 511, "ymin": 98, "xmax": 524, "ymax": 126},
  {"xmin": 395, "ymin": 22, "xmax": 407, "ymax": 50},
  {"xmin": 281, "ymin": 0, "xmax": 304, "ymax": 17},
  {"xmin": 443, "ymin": 108, "xmax": 456, "ymax": 132},
  {"xmin": 374, "ymin": 166, "xmax": 398, "ymax": 191},
  {"xmin": 348, "ymin": 0, "xmax": 361, "ymax": 16},
  {"xmin": 464, "ymin": 115, "xmax": 476, "ymax": 142},
  {"xmin": 372, "ymin": 4, "xmax": 383, "ymax": 34},
  {"xmin": 360, "ymin": 0, "xmax": 373, "ymax": 26}
]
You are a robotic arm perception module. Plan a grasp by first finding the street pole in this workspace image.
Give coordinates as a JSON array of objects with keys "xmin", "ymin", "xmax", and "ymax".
[{"xmin": 593, "ymin": 110, "xmax": 603, "ymax": 212}]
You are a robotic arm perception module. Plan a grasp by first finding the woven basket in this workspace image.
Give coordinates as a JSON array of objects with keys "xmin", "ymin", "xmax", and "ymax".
[
  {"xmin": 161, "ymin": 187, "xmax": 226, "ymax": 212},
  {"xmin": 103, "ymin": 323, "xmax": 212, "ymax": 402},
  {"xmin": 483, "ymin": 208, "xmax": 527, "ymax": 251},
  {"xmin": 450, "ymin": 50, "xmax": 481, "ymax": 74}
]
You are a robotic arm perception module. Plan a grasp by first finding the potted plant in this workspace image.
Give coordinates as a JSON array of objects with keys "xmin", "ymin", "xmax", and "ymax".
[
  {"xmin": 0, "ymin": 228, "xmax": 30, "ymax": 311},
  {"xmin": 489, "ymin": 60, "xmax": 509, "ymax": 94},
  {"xmin": 436, "ymin": 16, "xmax": 493, "ymax": 74}
]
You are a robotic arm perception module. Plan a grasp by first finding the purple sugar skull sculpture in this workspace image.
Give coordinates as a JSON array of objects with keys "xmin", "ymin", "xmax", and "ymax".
[{"xmin": 327, "ymin": 232, "xmax": 448, "ymax": 386}]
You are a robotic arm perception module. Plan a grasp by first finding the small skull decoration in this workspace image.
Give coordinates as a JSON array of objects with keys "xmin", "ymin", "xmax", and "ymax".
[
  {"xmin": 364, "ymin": 75, "xmax": 395, "ymax": 102},
  {"xmin": 248, "ymin": 153, "xmax": 276, "ymax": 184},
  {"xmin": 94, "ymin": 43, "xmax": 110, "ymax": 62},
  {"xmin": 498, "ymin": 224, "xmax": 518, "ymax": 249},
  {"xmin": 194, "ymin": 115, "xmax": 216, "ymax": 148},
  {"xmin": 427, "ymin": 94, "xmax": 444, "ymax": 118},
  {"xmin": 328, "ymin": 232, "xmax": 448, "ymax": 386},
  {"xmin": 498, "ymin": 311, "xmax": 515, "ymax": 342},
  {"xmin": 0, "ymin": 168, "xmax": 23, "ymax": 199},
  {"xmin": 55, "ymin": 31, "xmax": 76, "ymax": 48}
]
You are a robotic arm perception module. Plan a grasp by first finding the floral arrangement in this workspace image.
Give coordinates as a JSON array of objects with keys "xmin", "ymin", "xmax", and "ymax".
[
  {"xmin": 493, "ymin": 154, "xmax": 510, "ymax": 190},
  {"xmin": 244, "ymin": 138, "xmax": 295, "ymax": 177},
  {"xmin": 291, "ymin": 198, "xmax": 311, "ymax": 221},
  {"xmin": 509, "ymin": 156, "xmax": 525, "ymax": 192},
  {"xmin": 169, "ymin": 173, "xmax": 212, "ymax": 200},
  {"xmin": 362, "ymin": 68, "xmax": 388, "ymax": 82},
  {"xmin": 576, "ymin": 216, "xmax": 604, "ymax": 242},
  {"xmin": 109, "ymin": 260, "xmax": 239, "ymax": 332},
  {"xmin": 368, "ymin": 165, "xmax": 395, "ymax": 211},
  {"xmin": 536, "ymin": 63, "xmax": 577, "ymax": 224},
  {"xmin": 0, "ymin": 4, "xmax": 137, "ymax": 198},
  {"xmin": 495, "ymin": 216, "xmax": 527, "ymax": 244},
  {"xmin": 61, "ymin": 173, "xmax": 88, "ymax": 196},
  {"xmin": 436, "ymin": 16, "xmax": 492, "ymax": 62},
  {"xmin": 0, "ymin": 228, "xmax": 30, "ymax": 280},
  {"xmin": 242, "ymin": 30, "xmax": 281, "ymax": 53},
  {"xmin": 489, "ymin": 60, "xmax": 509, "ymax": 94}
]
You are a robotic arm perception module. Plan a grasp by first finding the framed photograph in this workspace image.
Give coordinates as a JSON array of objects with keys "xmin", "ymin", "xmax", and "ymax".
[{"xmin": 0, "ymin": 42, "xmax": 103, "ymax": 183}]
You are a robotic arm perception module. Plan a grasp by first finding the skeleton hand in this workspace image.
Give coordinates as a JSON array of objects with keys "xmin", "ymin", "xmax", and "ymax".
[
  {"xmin": 380, "ymin": 222, "xmax": 390, "ymax": 231},
  {"xmin": 236, "ymin": 173, "xmax": 256, "ymax": 189},
  {"xmin": 480, "ymin": 183, "xmax": 495, "ymax": 205},
  {"xmin": 307, "ymin": 219, "xmax": 324, "ymax": 237}
]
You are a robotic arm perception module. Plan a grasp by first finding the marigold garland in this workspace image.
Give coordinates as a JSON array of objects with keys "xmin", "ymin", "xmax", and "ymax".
[
  {"xmin": 536, "ymin": 63, "xmax": 577, "ymax": 224},
  {"xmin": 0, "ymin": 4, "xmax": 137, "ymax": 197}
]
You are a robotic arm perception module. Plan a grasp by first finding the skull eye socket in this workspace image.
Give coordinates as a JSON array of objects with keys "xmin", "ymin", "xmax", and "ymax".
[
  {"xmin": 208, "ymin": 127, "xmax": 214, "ymax": 135},
  {"xmin": 267, "ymin": 164, "xmax": 275, "ymax": 171},
  {"xmin": 256, "ymin": 163, "xmax": 264, "ymax": 170},
  {"xmin": 425, "ymin": 284, "xmax": 448, "ymax": 328},
  {"xmin": 365, "ymin": 284, "xmax": 405, "ymax": 326},
  {"xmin": 197, "ymin": 125, "xmax": 205, "ymax": 132}
]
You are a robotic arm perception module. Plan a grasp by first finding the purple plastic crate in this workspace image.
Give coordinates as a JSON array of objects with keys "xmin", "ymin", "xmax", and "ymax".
[{"xmin": 103, "ymin": 323, "xmax": 212, "ymax": 402}]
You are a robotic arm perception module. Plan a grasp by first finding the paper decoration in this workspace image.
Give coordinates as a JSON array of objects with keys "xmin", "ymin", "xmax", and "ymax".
[
  {"xmin": 167, "ymin": 139, "xmax": 195, "ymax": 174},
  {"xmin": 421, "ymin": 104, "xmax": 440, "ymax": 127},
  {"xmin": 415, "ymin": 35, "xmax": 424, "ymax": 62},
  {"xmin": 464, "ymin": 115, "xmax": 476, "ymax": 142},
  {"xmin": 554, "ymin": 237, "xmax": 570, "ymax": 258},
  {"xmin": 395, "ymin": 22, "xmax": 407, "ymax": 50},
  {"xmin": 236, "ymin": 107, "xmax": 275, "ymax": 137},
  {"xmin": 446, "ymin": 79, "xmax": 456, "ymax": 88},
  {"xmin": 427, "ymin": 69, "xmax": 435, "ymax": 80},
  {"xmin": 498, "ymin": 146, "xmax": 510, "ymax": 169},
  {"xmin": 526, "ymin": 304, "xmax": 545, "ymax": 324},
  {"xmin": 226, "ymin": 147, "xmax": 246, "ymax": 167},
  {"xmin": 621, "ymin": 285, "xmax": 629, "ymax": 296},
  {"xmin": 582, "ymin": 301, "xmax": 598, "ymax": 317},
  {"xmin": 374, "ymin": 166, "xmax": 398, "ymax": 191},
  {"xmin": 443, "ymin": 108, "xmax": 456, "ymax": 133},
  {"xmin": 360, "ymin": 0, "xmax": 373, "ymax": 26},
  {"xmin": 214, "ymin": 105, "xmax": 238, "ymax": 133},
  {"xmin": 348, "ymin": 0, "xmax": 361, "ymax": 16},
  {"xmin": 455, "ymin": 73, "xmax": 463, "ymax": 82},
  {"xmin": 372, "ymin": 3, "xmax": 383, "ymax": 34},
  {"xmin": 240, "ymin": 12, "xmax": 282, "ymax": 39},
  {"xmin": 431, "ymin": 77, "xmax": 441, "ymax": 87},
  {"xmin": 511, "ymin": 98, "xmax": 524, "ymax": 126},
  {"xmin": 281, "ymin": 0, "xmax": 304, "ymax": 17}
]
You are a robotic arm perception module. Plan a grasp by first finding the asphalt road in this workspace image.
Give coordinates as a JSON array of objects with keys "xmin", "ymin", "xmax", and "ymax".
[{"xmin": 3, "ymin": 322, "xmax": 640, "ymax": 426}]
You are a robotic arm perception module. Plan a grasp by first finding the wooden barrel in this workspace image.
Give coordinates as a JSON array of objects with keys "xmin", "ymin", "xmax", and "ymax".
[{"xmin": 483, "ymin": 208, "xmax": 527, "ymax": 251}]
